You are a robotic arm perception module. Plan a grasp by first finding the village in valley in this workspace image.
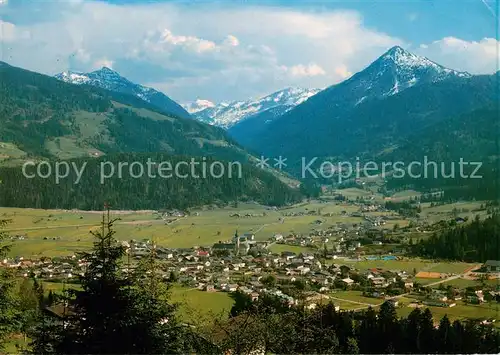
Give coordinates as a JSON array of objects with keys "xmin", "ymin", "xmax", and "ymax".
[{"xmin": 1, "ymin": 188, "xmax": 499, "ymax": 326}]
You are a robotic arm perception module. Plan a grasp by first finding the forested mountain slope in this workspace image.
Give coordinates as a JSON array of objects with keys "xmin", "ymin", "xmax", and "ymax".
[
  {"xmin": 0, "ymin": 62, "xmax": 302, "ymax": 209},
  {"xmin": 238, "ymin": 48, "xmax": 497, "ymax": 162},
  {"xmin": 0, "ymin": 61, "xmax": 250, "ymax": 162}
]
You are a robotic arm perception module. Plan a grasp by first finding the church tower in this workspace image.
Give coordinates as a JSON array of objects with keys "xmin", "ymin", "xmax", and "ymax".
[{"xmin": 234, "ymin": 230, "xmax": 240, "ymax": 255}]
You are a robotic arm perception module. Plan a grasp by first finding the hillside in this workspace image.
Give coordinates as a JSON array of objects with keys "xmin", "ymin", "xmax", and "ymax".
[
  {"xmin": 0, "ymin": 153, "xmax": 302, "ymax": 210},
  {"xmin": 381, "ymin": 106, "xmax": 499, "ymax": 163},
  {"xmin": 383, "ymin": 106, "xmax": 499, "ymax": 200},
  {"xmin": 0, "ymin": 62, "xmax": 302, "ymax": 209},
  {"xmin": 228, "ymin": 105, "xmax": 295, "ymax": 147},
  {"xmin": 0, "ymin": 61, "xmax": 252, "ymax": 163}
]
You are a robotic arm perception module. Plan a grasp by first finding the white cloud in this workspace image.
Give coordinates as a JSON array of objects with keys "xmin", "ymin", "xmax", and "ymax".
[
  {"xmin": 93, "ymin": 58, "xmax": 114, "ymax": 69},
  {"xmin": 4, "ymin": 1, "xmax": 495, "ymax": 102},
  {"xmin": 158, "ymin": 29, "xmax": 217, "ymax": 53},
  {"xmin": 285, "ymin": 63, "xmax": 326, "ymax": 77},
  {"xmin": 73, "ymin": 48, "xmax": 91, "ymax": 63},
  {"xmin": 417, "ymin": 37, "xmax": 500, "ymax": 74},
  {"xmin": 333, "ymin": 65, "xmax": 352, "ymax": 79},
  {"xmin": 0, "ymin": 1, "xmax": 406, "ymax": 101},
  {"xmin": 224, "ymin": 35, "xmax": 240, "ymax": 47},
  {"xmin": 0, "ymin": 20, "xmax": 16, "ymax": 41}
]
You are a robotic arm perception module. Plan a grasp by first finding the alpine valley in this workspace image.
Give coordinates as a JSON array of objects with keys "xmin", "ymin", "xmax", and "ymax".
[
  {"xmin": 53, "ymin": 46, "xmax": 498, "ymax": 173},
  {"xmin": 189, "ymin": 46, "xmax": 499, "ymax": 199},
  {"xmin": 0, "ymin": 45, "xmax": 498, "ymax": 209},
  {"xmin": 3, "ymin": 2, "xmax": 500, "ymax": 354}
]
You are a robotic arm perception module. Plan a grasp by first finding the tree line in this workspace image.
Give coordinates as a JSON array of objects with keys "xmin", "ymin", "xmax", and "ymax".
[
  {"xmin": 0, "ymin": 153, "xmax": 302, "ymax": 210},
  {"xmin": 413, "ymin": 213, "xmax": 500, "ymax": 262},
  {"xmin": 217, "ymin": 290, "xmax": 499, "ymax": 354}
]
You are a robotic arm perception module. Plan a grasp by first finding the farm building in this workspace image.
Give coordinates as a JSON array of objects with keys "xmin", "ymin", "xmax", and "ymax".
[{"xmin": 484, "ymin": 260, "xmax": 500, "ymax": 272}]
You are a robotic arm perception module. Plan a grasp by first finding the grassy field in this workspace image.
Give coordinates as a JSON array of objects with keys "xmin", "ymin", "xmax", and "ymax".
[
  {"xmin": 330, "ymin": 290, "xmax": 382, "ymax": 306},
  {"xmin": 38, "ymin": 281, "xmax": 233, "ymax": 326},
  {"xmin": 390, "ymin": 190, "xmax": 421, "ymax": 201},
  {"xmin": 1, "ymin": 203, "xmax": 366, "ymax": 257},
  {"xmin": 2, "ymin": 282, "xmax": 233, "ymax": 351},
  {"xmin": 0, "ymin": 142, "xmax": 26, "ymax": 161},
  {"xmin": 0, "ymin": 199, "xmax": 489, "ymax": 260},
  {"xmin": 427, "ymin": 277, "xmax": 499, "ymax": 289},
  {"xmin": 337, "ymin": 258, "xmax": 474, "ymax": 274},
  {"xmin": 396, "ymin": 298, "xmax": 500, "ymax": 325},
  {"xmin": 42, "ymin": 281, "xmax": 81, "ymax": 293},
  {"xmin": 334, "ymin": 188, "xmax": 375, "ymax": 199},
  {"xmin": 329, "ymin": 291, "xmax": 500, "ymax": 325},
  {"xmin": 168, "ymin": 286, "xmax": 234, "ymax": 325},
  {"xmin": 268, "ymin": 244, "xmax": 316, "ymax": 254},
  {"xmin": 420, "ymin": 201, "xmax": 487, "ymax": 224},
  {"xmin": 4, "ymin": 335, "xmax": 30, "ymax": 354}
]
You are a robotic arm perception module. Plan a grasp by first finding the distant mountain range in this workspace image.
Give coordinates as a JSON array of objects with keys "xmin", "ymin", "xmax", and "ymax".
[
  {"xmin": 183, "ymin": 87, "xmax": 320, "ymax": 128},
  {"xmin": 55, "ymin": 67, "xmax": 191, "ymax": 119},
  {"xmin": 231, "ymin": 46, "xmax": 497, "ymax": 163},
  {"xmin": 50, "ymin": 46, "xmax": 499, "ymax": 191},
  {"xmin": 1, "ymin": 42, "xmax": 498, "ymax": 206}
]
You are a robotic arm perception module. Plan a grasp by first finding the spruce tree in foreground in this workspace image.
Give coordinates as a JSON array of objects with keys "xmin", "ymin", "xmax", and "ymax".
[
  {"xmin": 129, "ymin": 240, "xmax": 185, "ymax": 353},
  {"xmin": 0, "ymin": 219, "xmax": 21, "ymax": 350},
  {"xmin": 33, "ymin": 209, "xmax": 185, "ymax": 354}
]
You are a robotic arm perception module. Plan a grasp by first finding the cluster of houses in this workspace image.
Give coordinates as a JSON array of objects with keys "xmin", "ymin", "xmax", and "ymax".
[
  {"xmin": 1, "ymin": 255, "xmax": 85, "ymax": 280},
  {"xmin": 10, "ymin": 234, "xmax": 27, "ymax": 241},
  {"xmin": 406, "ymin": 286, "xmax": 500, "ymax": 309},
  {"xmin": 3, "ymin": 236, "xmax": 499, "ymax": 314},
  {"xmin": 229, "ymin": 212, "xmax": 267, "ymax": 218},
  {"xmin": 364, "ymin": 215, "xmax": 387, "ymax": 227},
  {"xmin": 160, "ymin": 210, "xmax": 187, "ymax": 218}
]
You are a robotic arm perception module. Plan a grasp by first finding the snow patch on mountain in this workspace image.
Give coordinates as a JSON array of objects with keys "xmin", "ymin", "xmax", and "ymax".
[
  {"xmin": 55, "ymin": 67, "xmax": 190, "ymax": 118},
  {"xmin": 330, "ymin": 46, "xmax": 472, "ymax": 105},
  {"xmin": 188, "ymin": 87, "xmax": 320, "ymax": 128},
  {"xmin": 377, "ymin": 46, "xmax": 471, "ymax": 97},
  {"xmin": 183, "ymin": 99, "xmax": 216, "ymax": 114},
  {"xmin": 56, "ymin": 71, "xmax": 90, "ymax": 85}
]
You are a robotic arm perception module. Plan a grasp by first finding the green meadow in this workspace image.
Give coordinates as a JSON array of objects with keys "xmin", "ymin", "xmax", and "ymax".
[
  {"xmin": 1, "ymin": 202, "xmax": 366, "ymax": 257},
  {"xmin": 0, "ymin": 198, "xmax": 488, "ymax": 261}
]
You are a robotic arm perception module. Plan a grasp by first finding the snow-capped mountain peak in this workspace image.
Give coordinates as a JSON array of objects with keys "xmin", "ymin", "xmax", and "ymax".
[
  {"xmin": 182, "ymin": 99, "xmax": 216, "ymax": 114},
  {"xmin": 55, "ymin": 68, "xmax": 190, "ymax": 119},
  {"xmin": 89, "ymin": 67, "xmax": 124, "ymax": 81},
  {"xmin": 332, "ymin": 45, "xmax": 471, "ymax": 101},
  {"xmin": 56, "ymin": 70, "xmax": 90, "ymax": 85},
  {"xmin": 188, "ymin": 87, "xmax": 320, "ymax": 128},
  {"xmin": 380, "ymin": 46, "xmax": 470, "ymax": 78},
  {"xmin": 97, "ymin": 66, "xmax": 117, "ymax": 74}
]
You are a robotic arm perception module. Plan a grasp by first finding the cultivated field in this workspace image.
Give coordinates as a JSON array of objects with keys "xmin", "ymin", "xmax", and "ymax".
[
  {"xmin": 40, "ymin": 281, "xmax": 233, "ymax": 326},
  {"xmin": 1, "ymin": 202, "xmax": 367, "ymax": 257},
  {"xmin": 395, "ymin": 298, "xmax": 500, "ymax": 326},
  {"xmin": 1, "ymin": 196, "xmax": 488, "ymax": 258},
  {"xmin": 337, "ymin": 258, "xmax": 474, "ymax": 275},
  {"xmin": 420, "ymin": 201, "xmax": 487, "ymax": 223},
  {"xmin": 170, "ymin": 286, "xmax": 234, "ymax": 325}
]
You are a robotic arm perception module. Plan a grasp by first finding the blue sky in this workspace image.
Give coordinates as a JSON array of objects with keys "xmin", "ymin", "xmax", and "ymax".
[{"xmin": 0, "ymin": 0, "xmax": 498, "ymax": 103}]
